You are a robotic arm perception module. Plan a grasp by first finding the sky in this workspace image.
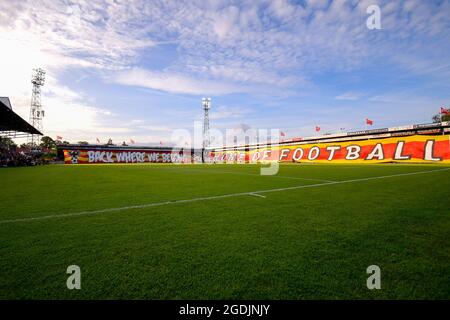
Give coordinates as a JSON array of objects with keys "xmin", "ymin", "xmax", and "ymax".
[{"xmin": 1, "ymin": 0, "xmax": 449, "ymax": 146}]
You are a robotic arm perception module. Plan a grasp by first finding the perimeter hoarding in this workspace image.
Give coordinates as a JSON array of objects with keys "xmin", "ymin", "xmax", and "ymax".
[
  {"xmin": 210, "ymin": 134, "xmax": 450, "ymax": 164},
  {"xmin": 63, "ymin": 148, "xmax": 196, "ymax": 164}
]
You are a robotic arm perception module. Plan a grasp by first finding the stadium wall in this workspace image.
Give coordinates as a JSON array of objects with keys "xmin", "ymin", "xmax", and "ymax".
[
  {"xmin": 209, "ymin": 134, "xmax": 450, "ymax": 164},
  {"xmin": 60, "ymin": 122, "xmax": 450, "ymax": 165},
  {"xmin": 62, "ymin": 146, "xmax": 202, "ymax": 164},
  {"xmin": 209, "ymin": 122, "xmax": 450, "ymax": 164}
]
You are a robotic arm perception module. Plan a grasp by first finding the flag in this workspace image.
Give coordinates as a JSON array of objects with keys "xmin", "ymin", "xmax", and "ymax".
[
  {"xmin": 440, "ymin": 107, "xmax": 450, "ymax": 115},
  {"xmin": 96, "ymin": 138, "xmax": 100, "ymax": 143},
  {"xmin": 315, "ymin": 126, "xmax": 321, "ymax": 132},
  {"xmin": 160, "ymin": 141, "xmax": 163, "ymax": 145},
  {"xmin": 56, "ymin": 135, "xmax": 62, "ymax": 140},
  {"xmin": 366, "ymin": 118, "xmax": 374, "ymax": 125},
  {"xmin": 280, "ymin": 131, "xmax": 286, "ymax": 137},
  {"xmin": 129, "ymin": 139, "xmax": 135, "ymax": 144}
]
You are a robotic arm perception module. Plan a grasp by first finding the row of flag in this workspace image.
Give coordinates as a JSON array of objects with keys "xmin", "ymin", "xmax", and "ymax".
[
  {"xmin": 280, "ymin": 107, "xmax": 449, "ymax": 139},
  {"xmin": 55, "ymin": 136, "xmax": 165, "ymax": 145},
  {"xmin": 96, "ymin": 138, "xmax": 164, "ymax": 145},
  {"xmin": 279, "ymin": 118, "xmax": 374, "ymax": 138}
]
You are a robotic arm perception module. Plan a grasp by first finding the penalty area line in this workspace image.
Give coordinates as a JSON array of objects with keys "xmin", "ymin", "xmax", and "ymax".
[
  {"xmin": 249, "ymin": 193, "xmax": 266, "ymax": 198},
  {"xmin": 0, "ymin": 167, "xmax": 449, "ymax": 225}
]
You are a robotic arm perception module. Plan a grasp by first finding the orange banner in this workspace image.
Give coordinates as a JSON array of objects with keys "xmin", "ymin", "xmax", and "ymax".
[{"xmin": 210, "ymin": 134, "xmax": 450, "ymax": 164}]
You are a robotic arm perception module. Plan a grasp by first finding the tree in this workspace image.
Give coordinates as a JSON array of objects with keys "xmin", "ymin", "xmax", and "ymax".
[
  {"xmin": 77, "ymin": 141, "xmax": 89, "ymax": 145},
  {"xmin": 40, "ymin": 136, "xmax": 56, "ymax": 149},
  {"xmin": 432, "ymin": 113, "xmax": 450, "ymax": 123},
  {"xmin": 0, "ymin": 137, "xmax": 17, "ymax": 150},
  {"xmin": 55, "ymin": 140, "xmax": 70, "ymax": 145},
  {"xmin": 19, "ymin": 142, "xmax": 37, "ymax": 149}
]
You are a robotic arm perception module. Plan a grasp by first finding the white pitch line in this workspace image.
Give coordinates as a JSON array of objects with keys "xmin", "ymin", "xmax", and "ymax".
[
  {"xmin": 0, "ymin": 167, "xmax": 448, "ymax": 225},
  {"xmin": 249, "ymin": 193, "xmax": 266, "ymax": 198}
]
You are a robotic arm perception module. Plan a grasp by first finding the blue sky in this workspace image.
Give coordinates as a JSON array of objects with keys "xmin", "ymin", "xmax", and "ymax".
[{"xmin": 1, "ymin": 0, "xmax": 449, "ymax": 145}]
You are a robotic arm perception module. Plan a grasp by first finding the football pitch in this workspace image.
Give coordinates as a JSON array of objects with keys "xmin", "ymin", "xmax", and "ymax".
[{"xmin": 0, "ymin": 163, "xmax": 449, "ymax": 299}]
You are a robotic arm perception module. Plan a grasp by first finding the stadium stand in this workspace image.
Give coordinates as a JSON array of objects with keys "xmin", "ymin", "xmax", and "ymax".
[
  {"xmin": 210, "ymin": 122, "xmax": 450, "ymax": 164},
  {"xmin": 213, "ymin": 121, "xmax": 450, "ymax": 152},
  {"xmin": 0, "ymin": 97, "xmax": 43, "ymax": 167},
  {"xmin": 0, "ymin": 97, "xmax": 42, "ymax": 138}
]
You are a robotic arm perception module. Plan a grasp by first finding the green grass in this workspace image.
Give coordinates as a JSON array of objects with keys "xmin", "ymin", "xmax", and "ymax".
[{"xmin": 0, "ymin": 163, "xmax": 449, "ymax": 299}]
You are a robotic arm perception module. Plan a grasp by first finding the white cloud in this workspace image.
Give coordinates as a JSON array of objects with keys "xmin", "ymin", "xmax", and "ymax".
[
  {"xmin": 213, "ymin": 6, "xmax": 240, "ymax": 40},
  {"xmin": 269, "ymin": 0, "xmax": 296, "ymax": 20},
  {"xmin": 0, "ymin": 0, "xmax": 156, "ymax": 70},
  {"xmin": 135, "ymin": 125, "xmax": 173, "ymax": 132},
  {"xmin": 113, "ymin": 68, "xmax": 244, "ymax": 95},
  {"xmin": 0, "ymin": 0, "xmax": 159, "ymax": 143},
  {"xmin": 210, "ymin": 105, "xmax": 253, "ymax": 120},
  {"xmin": 0, "ymin": 33, "xmax": 112, "ymax": 141},
  {"xmin": 3, "ymin": 0, "xmax": 449, "ymax": 92},
  {"xmin": 335, "ymin": 92, "xmax": 364, "ymax": 101}
]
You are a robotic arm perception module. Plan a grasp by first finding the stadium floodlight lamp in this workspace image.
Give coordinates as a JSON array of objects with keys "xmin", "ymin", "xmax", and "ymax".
[
  {"xmin": 31, "ymin": 68, "xmax": 46, "ymax": 86},
  {"xmin": 202, "ymin": 97, "xmax": 211, "ymax": 110}
]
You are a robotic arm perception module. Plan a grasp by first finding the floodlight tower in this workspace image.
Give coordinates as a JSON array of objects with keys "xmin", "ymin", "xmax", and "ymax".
[
  {"xmin": 202, "ymin": 97, "xmax": 211, "ymax": 163},
  {"xmin": 28, "ymin": 68, "xmax": 46, "ymax": 145}
]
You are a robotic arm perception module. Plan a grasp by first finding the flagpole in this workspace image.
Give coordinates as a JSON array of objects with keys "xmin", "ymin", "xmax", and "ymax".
[
  {"xmin": 366, "ymin": 122, "xmax": 368, "ymax": 140},
  {"xmin": 365, "ymin": 118, "xmax": 370, "ymax": 141}
]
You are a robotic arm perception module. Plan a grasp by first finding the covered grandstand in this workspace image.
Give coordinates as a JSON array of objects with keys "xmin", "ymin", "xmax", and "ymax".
[
  {"xmin": 0, "ymin": 97, "xmax": 42, "ymax": 138},
  {"xmin": 0, "ymin": 97, "xmax": 44, "ymax": 167}
]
